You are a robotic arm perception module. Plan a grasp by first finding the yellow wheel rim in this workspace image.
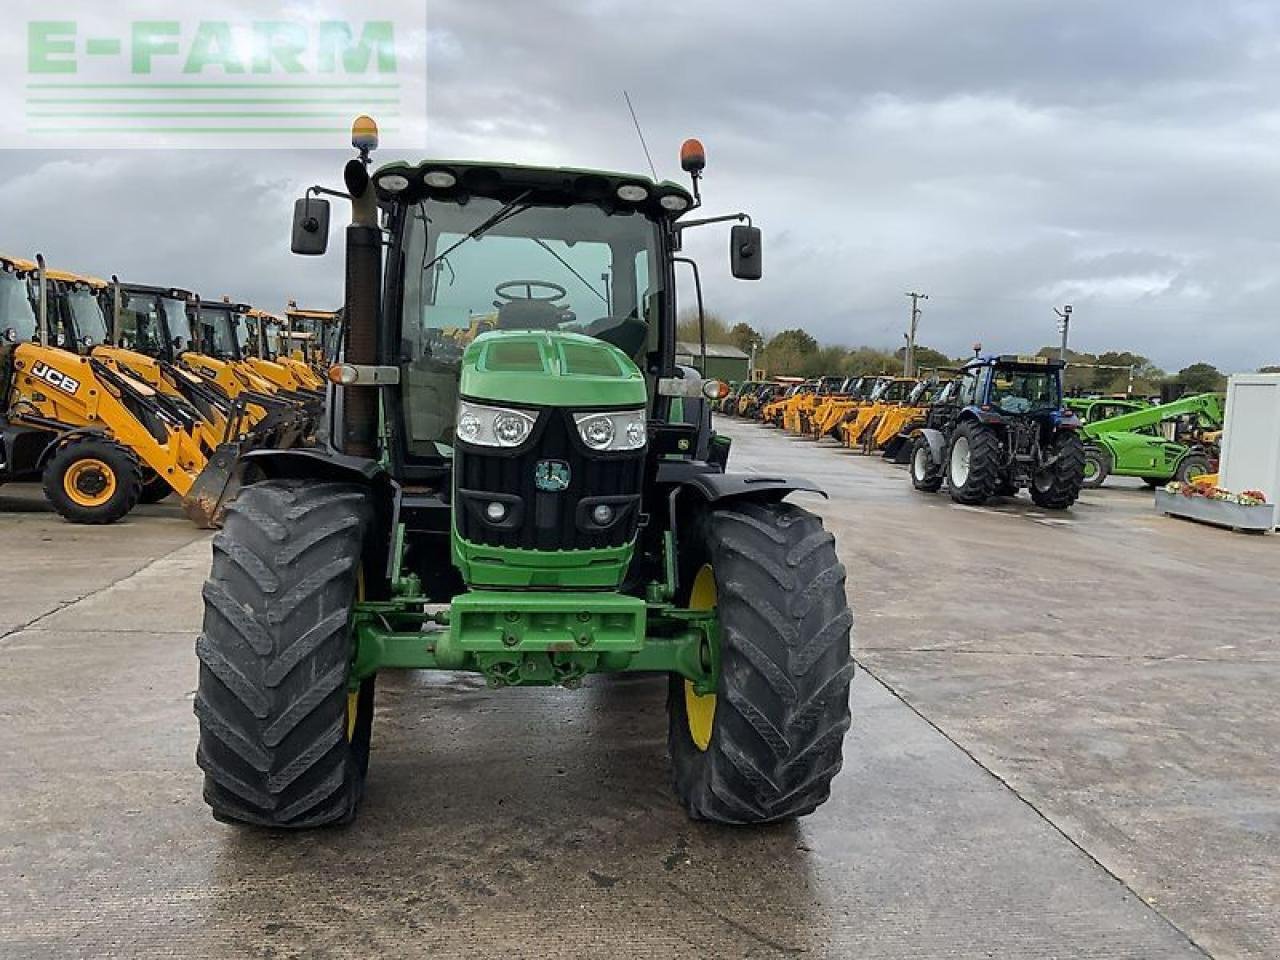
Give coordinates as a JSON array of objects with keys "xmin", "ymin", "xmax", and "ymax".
[
  {"xmin": 346, "ymin": 569, "xmax": 366, "ymax": 742},
  {"xmin": 684, "ymin": 564, "xmax": 718, "ymax": 752},
  {"xmin": 63, "ymin": 458, "xmax": 117, "ymax": 508}
]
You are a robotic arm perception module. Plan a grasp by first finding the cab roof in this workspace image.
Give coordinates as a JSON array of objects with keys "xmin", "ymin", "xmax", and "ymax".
[
  {"xmin": 46, "ymin": 268, "xmax": 109, "ymax": 288},
  {"xmin": 372, "ymin": 159, "xmax": 695, "ymax": 220},
  {"xmin": 0, "ymin": 254, "xmax": 36, "ymax": 273},
  {"xmin": 969, "ymin": 353, "xmax": 1065, "ymax": 370}
]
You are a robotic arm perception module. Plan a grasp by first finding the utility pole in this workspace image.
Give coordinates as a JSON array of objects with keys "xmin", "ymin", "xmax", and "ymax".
[
  {"xmin": 1054, "ymin": 304, "xmax": 1073, "ymax": 363},
  {"xmin": 904, "ymin": 291, "xmax": 928, "ymax": 377}
]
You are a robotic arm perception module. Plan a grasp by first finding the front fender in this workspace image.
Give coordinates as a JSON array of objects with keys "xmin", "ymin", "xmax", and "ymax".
[
  {"xmin": 915, "ymin": 427, "xmax": 947, "ymax": 466},
  {"xmin": 656, "ymin": 462, "xmax": 826, "ymax": 503},
  {"xmin": 239, "ymin": 446, "xmax": 386, "ymax": 485}
]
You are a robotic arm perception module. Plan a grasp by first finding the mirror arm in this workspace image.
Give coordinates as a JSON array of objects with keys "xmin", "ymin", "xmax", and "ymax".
[
  {"xmin": 306, "ymin": 185, "xmax": 351, "ymax": 202},
  {"xmin": 673, "ymin": 256, "xmax": 707, "ymax": 376},
  {"xmin": 674, "ymin": 212, "xmax": 751, "ymax": 233}
]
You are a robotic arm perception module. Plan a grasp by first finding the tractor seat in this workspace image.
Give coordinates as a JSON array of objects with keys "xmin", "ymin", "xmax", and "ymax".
[
  {"xmin": 496, "ymin": 299, "xmax": 563, "ymax": 331},
  {"xmin": 586, "ymin": 316, "xmax": 647, "ymax": 357}
]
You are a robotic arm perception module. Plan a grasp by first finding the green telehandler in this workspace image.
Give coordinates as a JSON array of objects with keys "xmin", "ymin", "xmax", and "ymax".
[
  {"xmin": 1080, "ymin": 392, "xmax": 1223, "ymax": 488},
  {"xmin": 193, "ymin": 120, "xmax": 855, "ymax": 828}
]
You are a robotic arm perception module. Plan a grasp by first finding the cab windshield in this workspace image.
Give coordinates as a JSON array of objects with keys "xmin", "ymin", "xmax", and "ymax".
[
  {"xmin": 198, "ymin": 309, "xmax": 239, "ymax": 358},
  {"xmin": 162, "ymin": 298, "xmax": 194, "ymax": 352},
  {"xmin": 118, "ymin": 293, "xmax": 166, "ymax": 355},
  {"xmin": 66, "ymin": 288, "xmax": 109, "ymax": 345},
  {"xmin": 399, "ymin": 197, "xmax": 663, "ymax": 456},
  {"xmin": 990, "ymin": 368, "xmax": 1061, "ymax": 414},
  {"xmin": 0, "ymin": 271, "xmax": 36, "ymax": 343}
]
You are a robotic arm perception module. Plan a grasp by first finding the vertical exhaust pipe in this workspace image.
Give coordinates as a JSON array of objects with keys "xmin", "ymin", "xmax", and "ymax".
[
  {"xmin": 36, "ymin": 254, "xmax": 48, "ymax": 348},
  {"xmin": 111, "ymin": 275, "xmax": 122, "ymax": 346},
  {"xmin": 341, "ymin": 147, "xmax": 381, "ymax": 459}
]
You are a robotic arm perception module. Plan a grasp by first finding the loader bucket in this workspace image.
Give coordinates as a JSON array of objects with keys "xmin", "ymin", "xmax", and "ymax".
[{"xmin": 181, "ymin": 441, "xmax": 243, "ymax": 528}]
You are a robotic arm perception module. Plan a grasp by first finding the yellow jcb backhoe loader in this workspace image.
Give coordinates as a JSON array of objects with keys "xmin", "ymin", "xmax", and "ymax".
[
  {"xmin": 186, "ymin": 298, "xmax": 314, "ymax": 447},
  {"xmin": 838, "ymin": 377, "xmax": 918, "ymax": 450},
  {"xmin": 1, "ymin": 255, "xmax": 237, "ymax": 525},
  {"xmin": 786, "ymin": 375, "xmax": 846, "ymax": 434},
  {"xmin": 245, "ymin": 308, "xmax": 326, "ymax": 393},
  {"xmin": 869, "ymin": 377, "xmax": 954, "ymax": 451},
  {"xmin": 284, "ymin": 301, "xmax": 340, "ymax": 372},
  {"xmin": 807, "ymin": 377, "xmax": 871, "ymax": 439}
]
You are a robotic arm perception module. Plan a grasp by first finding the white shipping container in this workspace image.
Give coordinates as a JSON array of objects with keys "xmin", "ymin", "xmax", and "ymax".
[{"xmin": 1218, "ymin": 374, "xmax": 1280, "ymax": 522}]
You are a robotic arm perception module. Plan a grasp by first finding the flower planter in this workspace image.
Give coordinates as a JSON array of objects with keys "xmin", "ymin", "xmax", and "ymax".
[{"xmin": 1155, "ymin": 488, "xmax": 1276, "ymax": 532}]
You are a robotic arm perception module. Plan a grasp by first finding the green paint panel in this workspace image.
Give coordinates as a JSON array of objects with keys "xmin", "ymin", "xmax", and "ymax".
[
  {"xmin": 459, "ymin": 330, "xmax": 646, "ymax": 409},
  {"xmin": 452, "ymin": 535, "xmax": 633, "ymax": 589},
  {"xmin": 350, "ymin": 593, "xmax": 717, "ymax": 690}
]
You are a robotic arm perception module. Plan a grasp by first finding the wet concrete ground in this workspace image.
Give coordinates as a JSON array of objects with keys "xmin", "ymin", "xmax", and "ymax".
[{"xmin": 0, "ymin": 424, "xmax": 1275, "ymax": 958}]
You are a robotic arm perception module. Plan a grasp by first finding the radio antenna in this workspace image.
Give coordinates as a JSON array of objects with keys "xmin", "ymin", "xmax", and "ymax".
[{"xmin": 623, "ymin": 90, "xmax": 658, "ymax": 180}]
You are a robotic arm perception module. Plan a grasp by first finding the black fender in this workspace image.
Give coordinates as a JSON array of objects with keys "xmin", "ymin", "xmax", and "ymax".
[
  {"xmin": 37, "ymin": 425, "xmax": 109, "ymax": 469},
  {"xmin": 657, "ymin": 461, "xmax": 826, "ymax": 503},
  {"xmin": 914, "ymin": 427, "xmax": 947, "ymax": 466},
  {"xmin": 239, "ymin": 446, "xmax": 387, "ymax": 486}
]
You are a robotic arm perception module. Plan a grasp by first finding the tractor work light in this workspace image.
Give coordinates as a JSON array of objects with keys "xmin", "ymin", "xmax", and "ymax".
[
  {"xmin": 455, "ymin": 401, "xmax": 536, "ymax": 448},
  {"xmin": 616, "ymin": 184, "xmax": 649, "ymax": 203},
  {"xmin": 485, "ymin": 501, "xmax": 507, "ymax": 522},
  {"xmin": 423, "ymin": 169, "xmax": 458, "ymax": 189},
  {"xmin": 659, "ymin": 193, "xmax": 690, "ymax": 212},
  {"xmin": 573, "ymin": 410, "xmax": 647, "ymax": 451},
  {"xmin": 592, "ymin": 504, "xmax": 614, "ymax": 525},
  {"xmin": 377, "ymin": 173, "xmax": 410, "ymax": 193}
]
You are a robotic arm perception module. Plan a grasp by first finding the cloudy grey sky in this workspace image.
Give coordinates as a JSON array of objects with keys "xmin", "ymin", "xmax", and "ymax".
[{"xmin": 4, "ymin": 0, "xmax": 1280, "ymax": 372}]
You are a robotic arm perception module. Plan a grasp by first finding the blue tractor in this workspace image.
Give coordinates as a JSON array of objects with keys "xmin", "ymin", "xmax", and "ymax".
[{"xmin": 907, "ymin": 355, "xmax": 1086, "ymax": 509}]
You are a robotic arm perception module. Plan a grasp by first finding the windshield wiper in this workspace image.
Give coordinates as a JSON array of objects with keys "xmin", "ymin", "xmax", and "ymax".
[{"xmin": 423, "ymin": 190, "xmax": 534, "ymax": 274}]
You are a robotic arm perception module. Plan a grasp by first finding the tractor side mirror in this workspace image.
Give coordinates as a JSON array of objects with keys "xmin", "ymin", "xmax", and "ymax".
[
  {"xmin": 730, "ymin": 224, "xmax": 762, "ymax": 280},
  {"xmin": 291, "ymin": 197, "xmax": 330, "ymax": 255}
]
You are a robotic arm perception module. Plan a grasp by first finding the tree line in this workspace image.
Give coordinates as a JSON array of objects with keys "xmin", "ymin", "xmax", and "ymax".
[{"xmin": 677, "ymin": 312, "xmax": 1264, "ymax": 395}]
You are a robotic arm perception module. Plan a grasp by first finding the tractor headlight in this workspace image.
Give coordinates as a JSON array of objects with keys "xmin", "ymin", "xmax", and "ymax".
[
  {"xmin": 573, "ymin": 410, "xmax": 647, "ymax": 451},
  {"xmin": 455, "ymin": 401, "xmax": 536, "ymax": 448}
]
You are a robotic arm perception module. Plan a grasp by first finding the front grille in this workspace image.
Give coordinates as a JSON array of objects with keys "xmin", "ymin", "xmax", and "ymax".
[{"xmin": 456, "ymin": 409, "xmax": 644, "ymax": 551}]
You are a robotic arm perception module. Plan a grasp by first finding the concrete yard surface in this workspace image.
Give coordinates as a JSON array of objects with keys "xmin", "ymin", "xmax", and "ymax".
[{"xmin": 0, "ymin": 420, "xmax": 1276, "ymax": 958}]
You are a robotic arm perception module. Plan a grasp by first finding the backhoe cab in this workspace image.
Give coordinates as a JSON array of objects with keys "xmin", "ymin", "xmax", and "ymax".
[{"xmin": 194, "ymin": 118, "xmax": 855, "ymax": 829}]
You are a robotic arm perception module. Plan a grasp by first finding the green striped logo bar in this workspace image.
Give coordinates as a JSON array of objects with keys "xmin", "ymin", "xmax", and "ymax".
[{"xmin": 14, "ymin": 2, "xmax": 426, "ymax": 149}]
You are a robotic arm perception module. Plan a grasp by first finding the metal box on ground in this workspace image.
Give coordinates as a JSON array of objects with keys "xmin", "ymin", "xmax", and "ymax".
[{"xmin": 1155, "ymin": 489, "xmax": 1275, "ymax": 532}]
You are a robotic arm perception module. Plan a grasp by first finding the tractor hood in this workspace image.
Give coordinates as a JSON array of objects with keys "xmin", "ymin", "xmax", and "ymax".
[{"xmin": 459, "ymin": 329, "xmax": 646, "ymax": 409}]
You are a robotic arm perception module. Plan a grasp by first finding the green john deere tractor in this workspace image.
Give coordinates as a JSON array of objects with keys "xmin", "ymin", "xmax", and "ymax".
[{"xmin": 194, "ymin": 119, "xmax": 855, "ymax": 828}]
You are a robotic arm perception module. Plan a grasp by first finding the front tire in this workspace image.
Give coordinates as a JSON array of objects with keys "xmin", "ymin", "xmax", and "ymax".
[
  {"xmin": 194, "ymin": 479, "xmax": 375, "ymax": 828},
  {"xmin": 41, "ymin": 437, "xmax": 142, "ymax": 524},
  {"xmin": 1081, "ymin": 444, "xmax": 1110, "ymax": 489},
  {"xmin": 946, "ymin": 421, "xmax": 1001, "ymax": 505},
  {"xmin": 1030, "ymin": 432, "xmax": 1086, "ymax": 510},
  {"xmin": 668, "ymin": 501, "xmax": 854, "ymax": 824},
  {"xmin": 1176, "ymin": 453, "xmax": 1210, "ymax": 484},
  {"xmin": 910, "ymin": 436, "xmax": 943, "ymax": 492}
]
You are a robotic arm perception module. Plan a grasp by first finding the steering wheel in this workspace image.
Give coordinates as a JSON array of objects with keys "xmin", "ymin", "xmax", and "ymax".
[{"xmin": 494, "ymin": 280, "xmax": 567, "ymax": 303}]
